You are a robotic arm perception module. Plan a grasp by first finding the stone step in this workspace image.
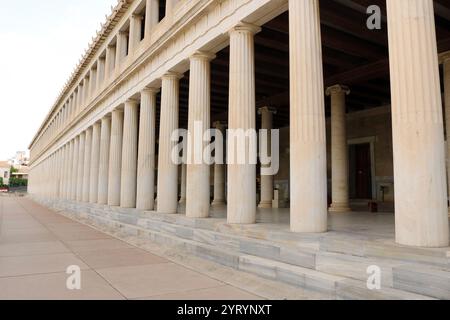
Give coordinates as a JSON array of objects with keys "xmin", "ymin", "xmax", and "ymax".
[
  {"xmin": 83, "ymin": 205, "xmax": 450, "ymax": 299},
  {"xmin": 335, "ymin": 279, "xmax": 435, "ymax": 300},
  {"xmin": 393, "ymin": 264, "xmax": 450, "ymax": 300},
  {"xmin": 83, "ymin": 210, "xmax": 433, "ymax": 300},
  {"xmin": 133, "ymin": 210, "xmax": 450, "ymax": 268},
  {"xmin": 44, "ymin": 199, "xmax": 447, "ymax": 300},
  {"xmin": 321, "ymin": 234, "xmax": 450, "ymax": 269}
]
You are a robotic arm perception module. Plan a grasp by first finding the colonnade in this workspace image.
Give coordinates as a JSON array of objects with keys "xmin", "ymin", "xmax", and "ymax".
[{"xmin": 29, "ymin": 0, "xmax": 450, "ymax": 248}]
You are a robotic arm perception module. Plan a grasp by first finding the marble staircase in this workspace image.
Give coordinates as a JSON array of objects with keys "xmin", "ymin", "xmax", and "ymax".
[{"xmin": 34, "ymin": 197, "xmax": 450, "ymax": 300}]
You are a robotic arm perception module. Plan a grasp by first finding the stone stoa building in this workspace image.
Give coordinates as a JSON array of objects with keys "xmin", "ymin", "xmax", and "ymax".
[{"xmin": 27, "ymin": 0, "xmax": 450, "ymax": 299}]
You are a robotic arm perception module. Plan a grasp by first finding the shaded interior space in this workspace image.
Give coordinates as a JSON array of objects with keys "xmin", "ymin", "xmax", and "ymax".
[{"xmin": 166, "ymin": 0, "xmax": 450, "ymax": 217}]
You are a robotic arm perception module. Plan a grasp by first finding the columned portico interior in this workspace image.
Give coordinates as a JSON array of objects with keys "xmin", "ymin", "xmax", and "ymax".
[{"xmin": 28, "ymin": 0, "xmax": 450, "ymax": 250}]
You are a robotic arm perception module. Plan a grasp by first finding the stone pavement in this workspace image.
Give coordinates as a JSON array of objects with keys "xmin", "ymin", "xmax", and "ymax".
[{"xmin": 0, "ymin": 196, "xmax": 263, "ymax": 300}]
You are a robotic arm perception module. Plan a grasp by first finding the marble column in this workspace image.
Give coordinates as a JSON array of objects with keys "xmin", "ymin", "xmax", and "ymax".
[
  {"xmin": 444, "ymin": 58, "xmax": 450, "ymax": 212},
  {"xmin": 60, "ymin": 144, "xmax": 69, "ymax": 199},
  {"xmin": 186, "ymin": 52, "xmax": 215, "ymax": 218},
  {"xmin": 258, "ymin": 106, "xmax": 275, "ymax": 209},
  {"xmin": 289, "ymin": 0, "xmax": 327, "ymax": 233},
  {"xmin": 98, "ymin": 116, "xmax": 112, "ymax": 205},
  {"xmin": 66, "ymin": 140, "xmax": 75, "ymax": 200},
  {"xmin": 129, "ymin": 14, "xmax": 142, "ymax": 53},
  {"xmin": 90, "ymin": 69, "xmax": 97, "ymax": 96},
  {"xmin": 70, "ymin": 137, "xmax": 79, "ymax": 201},
  {"xmin": 121, "ymin": 99, "xmax": 139, "ymax": 208},
  {"xmin": 227, "ymin": 23, "xmax": 260, "ymax": 224},
  {"xmin": 116, "ymin": 31, "xmax": 128, "ymax": 67},
  {"xmin": 165, "ymin": 0, "xmax": 179, "ymax": 16},
  {"xmin": 89, "ymin": 122, "xmax": 101, "ymax": 203},
  {"xmin": 105, "ymin": 45, "xmax": 116, "ymax": 80},
  {"xmin": 145, "ymin": 0, "xmax": 160, "ymax": 37},
  {"xmin": 82, "ymin": 127, "xmax": 92, "ymax": 202},
  {"xmin": 157, "ymin": 72, "xmax": 181, "ymax": 214},
  {"xmin": 212, "ymin": 121, "xmax": 226, "ymax": 207},
  {"xmin": 136, "ymin": 88, "xmax": 158, "ymax": 211},
  {"xmin": 76, "ymin": 132, "xmax": 86, "ymax": 202},
  {"xmin": 387, "ymin": 0, "xmax": 449, "ymax": 247},
  {"xmin": 179, "ymin": 163, "xmax": 187, "ymax": 204},
  {"xmin": 83, "ymin": 77, "xmax": 90, "ymax": 105},
  {"xmin": 327, "ymin": 85, "xmax": 351, "ymax": 213},
  {"xmin": 96, "ymin": 57, "xmax": 106, "ymax": 90},
  {"xmin": 76, "ymin": 85, "xmax": 83, "ymax": 114},
  {"xmin": 108, "ymin": 109, "xmax": 124, "ymax": 206}
]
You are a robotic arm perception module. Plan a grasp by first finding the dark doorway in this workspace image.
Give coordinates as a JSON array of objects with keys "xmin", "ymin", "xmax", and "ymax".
[{"xmin": 349, "ymin": 143, "xmax": 373, "ymax": 200}]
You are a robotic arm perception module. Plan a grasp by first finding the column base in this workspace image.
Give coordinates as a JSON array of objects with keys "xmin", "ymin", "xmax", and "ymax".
[
  {"xmin": 328, "ymin": 203, "xmax": 351, "ymax": 213},
  {"xmin": 211, "ymin": 200, "xmax": 226, "ymax": 207},
  {"xmin": 258, "ymin": 201, "xmax": 273, "ymax": 209}
]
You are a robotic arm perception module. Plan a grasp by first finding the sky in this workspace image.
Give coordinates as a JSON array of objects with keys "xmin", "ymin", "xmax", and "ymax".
[{"xmin": 0, "ymin": 0, "xmax": 117, "ymax": 160}]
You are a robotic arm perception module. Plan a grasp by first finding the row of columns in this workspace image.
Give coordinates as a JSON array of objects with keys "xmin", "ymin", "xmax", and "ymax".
[
  {"xmin": 30, "ymin": 0, "xmax": 449, "ymax": 248},
  {"xmin": 31, "ymin": 0, "xmax": 171, "ymax": 159}
]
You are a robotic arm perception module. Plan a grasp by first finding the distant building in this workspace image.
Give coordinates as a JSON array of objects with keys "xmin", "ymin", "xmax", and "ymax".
[
  {"xmin": 11, "ymin": 166, "xmax": 29, "ymax": 180},
  {"xmin": 0, "ymin": 161, "xmax": 11, "ymax": 186}
]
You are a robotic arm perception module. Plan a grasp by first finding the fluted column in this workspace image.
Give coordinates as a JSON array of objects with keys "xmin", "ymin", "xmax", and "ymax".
[
  {"xmin": 258, "ymin": 107, "xmax": 276, "ymax": 209},
  {"xmin": 212, "ymin": 121, "xmax": 226, "ymax": 207},
  {"xmin": 70, "ymin": 137, "xmax": 79, "ymax": 201},
  {"xmin": 444, "ymin": 58, "xmax": 450, "ymax": 212},
  {"xmin": 289, "ymin": 0, "xmax": 327, "ymax": 233},
  {"xmin": 145, "ymin": 0, "xmax": 159, "ymax": 37},
  {"xmin": 108, "ymin": 109, "xmax": 124, "ymax": 206},
  {"xmin": 136, "ymin": 88, "xmax": 158, "ymax": 210},
  {"xmin": 76, "ymin": 85, "xmax": 83, "ymax": 114},
  {"xmin": 96, "ymin": 57, "xmax": 106, "ymax": 90},
  {"xmin": 83, "ymin": 77, "xmax": 90, "ymax": 105},
  {"xmin": 58, "ymin": 146, "xmax": 66, "ymax": 198},
  {"xmin": 61, "ymin": 144, "xmax": 69, "ymax": 199},
  {"xmin": 120, "ymin": 100, "xmax": 139, "ymax": 208},
  {"xmin": 179, "ymin": 163, "xmax": 187, "ymax": 204},
  {"xmin": 116, "ymin": 31, "xmax": 128, "ymax": 68},
  {"xmin": 90, "ymin": 69, "xmax": 97, "ymax": 96},
  {"xmin": 165, "ymin": 0, "xmax": 179, "ymax": 16},
  {"xmin": 387, "ymin": 0, "xmax": 449, "ymax": 247},
  {"xmin": 129, "ymin": 14, "xmax": 142, "ymax": 53},
  {"xmin": 105, "ymin": 45, "xmax": 116, "ymax": 80},
  {"xmin": 76, "ymin": 132, "xmax": 86, "ymax": 202},
  {"xmin": 227, "ymin": 23, "xmax": 260, "ymax": 224},
  {"xmin": 327, "ymin": 85, "xmax": 351, "ymax": 213},
  {"xmin": 98, "ymin": 116, "xmax": 112, "ymax": 205},
  {"xmin": 157, "ymin": 72, "xmax": 181, "ymax": 214},
  {"xmin": 82, "ymin": 127, "xmax": 93, "ymax": 202},
  {"xmin": 89, "ymin": 122, "xmax": 101, "ymax": 203},
  {"xmin": 185, "ymin": 52, "xmax": 215, "ymax": 218},
  {"xmin": 66, "ymin": 140, "xmax": 74, "ymax": 199}
]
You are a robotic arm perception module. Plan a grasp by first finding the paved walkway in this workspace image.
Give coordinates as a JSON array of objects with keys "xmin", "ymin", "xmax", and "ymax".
[{"xmin": 0, "ymin": 196, "xmax": 262, "ymax": 300}]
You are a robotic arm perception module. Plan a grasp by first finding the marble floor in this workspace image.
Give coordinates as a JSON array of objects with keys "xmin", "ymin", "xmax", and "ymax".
[{"xmin": 0, "ymin": 196, "xmax": 264, "ymax": 300}]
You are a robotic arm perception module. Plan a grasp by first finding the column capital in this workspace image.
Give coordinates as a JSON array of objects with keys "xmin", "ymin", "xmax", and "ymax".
[
  {"xmin": 258, "ymin": 106, "xmax": 277, "ymax": 116},
  {"xmin": 190, "ymin": 51, "xmax": 216, "ymax": 62},
  {"xmin": 125, "ymin": 98, "xmax": 140, "ymax": 106},
  {"xmin": 229, "ymin": 22, "xmax": 261, "ymax": 36},
  {"xmin": 326, "ymin": 84, "xmax": 350, "ymax": 96},
  {"xmin": 142, "ymin": 86, "xmax": 160, "ymax": 94},
  {"xmin": 131, "ymin": 13, "xmax": 143, "ymax": 19},
  {"xmin": 439, "ymin": 51, "xmax": 450, "ymax": 64},
  {"xmin": 162, "ymin": 71, "xmax": 183, "ymax": 80}
]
